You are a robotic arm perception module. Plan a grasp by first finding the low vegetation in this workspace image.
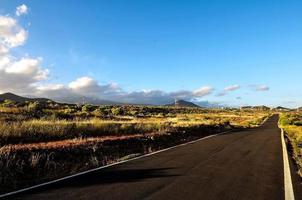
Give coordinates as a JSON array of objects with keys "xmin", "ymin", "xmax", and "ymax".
[
  {"xmin": 0, "ymin": 100, "xmax": 270, "ymax": 194},
  {"xmin": 279, "ymin": 112, "xmax": 302, "ymax": 177}
]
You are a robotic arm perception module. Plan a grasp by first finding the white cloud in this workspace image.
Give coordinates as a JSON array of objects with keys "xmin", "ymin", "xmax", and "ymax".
[
  {"xmin": 113, "ymin": 86, "xmax": 214, "ymax": 105},
  {"xmin": 215, "ymin": 92, "xmax": 227, "ymax": 97},
  {"xmin": 33, "ymin": 78, "xmax": 215, "ymax": 105},
  {"xmin": 215, "ymin": 84, "xmax": 240, "ymax": 97},
  {"xmin": 0, "ymin": 7, "xmax": 48, "ymax": 94},
  {"xmin": 68, "ymin": 76, "xmax": 98, "ymax": 90},
  {"xmin": 250, "ymin": 84, "xmax": 270, "ymax": 91},
  {"xmin": 0, "ymin": 56, "xmax": 10, "ymax": 69},
  {"xmin": 6, "ymin": 58, "xmax": 41, "ymax": 75},
  {"xmin": 0, "ymin": 45, "xmax": 9, "ymax": 55},
  {"xmin": 0, "ymin": 57, "xmax": 48, "ymax": 93},
  {"xmin": 193, "ymin": 86, "xmax": 214, "ymax": 97},
  {"xmin": 0, "ymin": 16, "xmax": 28, "ymax": 48},
  {"xmin": 224, "ymin": 84, "xmax": 240, "ymax": 91},
  {"xmin": 170, "ymin": 90, "xmax": 193, "ymax": 99},
  {"xmin": 256, "ymin": 85, "xmax": 269, "ymax": 91},
  {"xmin": 36, "ymin": 84, "xmax": 65, "ymax": 91},
  {"xmin": 68, "ymin": 76, "xmax": 118, "ymax": 97},
  {"xmin": 16, "ymin": 4, "xmax": 28, "ymax": 16}
]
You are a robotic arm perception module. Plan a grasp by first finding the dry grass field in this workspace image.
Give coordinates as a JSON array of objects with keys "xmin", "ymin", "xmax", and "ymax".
[
  {"xmin": 0, "ymin": 101, "xmax": 270, "ymax": 193},
  {"xmin": 279, "ymin": 112, "xmax": 302, "ymax": 177}
]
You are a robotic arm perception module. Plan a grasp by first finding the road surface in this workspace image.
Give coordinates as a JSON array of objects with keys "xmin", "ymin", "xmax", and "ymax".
[{"xmin": 6, "ymin": 115, "xmax": 302, "ymax": 200}]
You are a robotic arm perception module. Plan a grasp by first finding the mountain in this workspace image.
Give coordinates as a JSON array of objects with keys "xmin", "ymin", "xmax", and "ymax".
[
  {"xmin": 241, "ymin": 105, "xmax": 271, "ymax": 111},
  {"xmin": 0, "ymin": 93, "xmax": 51, "ymax": 103},
  {"xmin": 0, "ymin": 93, "xmax": 124, "ymax": 106},
  {"xmin": 273, "ymin": 106, "xmax": 291, "ymax": 111},
  {"xmin": 165, "ymin": 99, "xmax": 200, "ymax": 108}
]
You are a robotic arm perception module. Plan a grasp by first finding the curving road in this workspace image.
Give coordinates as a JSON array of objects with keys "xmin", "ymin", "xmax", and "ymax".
[{"xmin": 6, "ymin": 115, "xmax": 302, "ymax": 200}]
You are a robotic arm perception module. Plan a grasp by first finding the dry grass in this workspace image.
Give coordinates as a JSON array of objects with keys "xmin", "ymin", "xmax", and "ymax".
[
  {"xmin": 279, "ymin": 113, "xmax": 302, "ymax": 177},
  {"xmin": 0, "ymin": 111, "xmax": 268, "ymax": 146}
]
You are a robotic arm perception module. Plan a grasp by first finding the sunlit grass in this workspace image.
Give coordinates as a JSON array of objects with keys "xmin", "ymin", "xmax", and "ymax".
[
  {"xmin": 0, "ymin": 110, "xmax": 269, "ymax": 146},
  {"xmin": 0, "ymin": 105, "xmax": 271, "ymax": 193},
  {"xmin": 279, "ymin": 113, "xmax": 302, "ymax": 177}
]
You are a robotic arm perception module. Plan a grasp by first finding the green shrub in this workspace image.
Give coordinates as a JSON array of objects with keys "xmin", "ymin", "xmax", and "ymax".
[
  {"xmin": 279, "ymin": 117, "xmax": 291, "ymax": 126},
  {"xmin": 111, "ymin": 107, "xmax": 123, "ymax": 115},
  {"xmin": 1, "ymin": 99, "xmax": 16, "ymax": 107}
]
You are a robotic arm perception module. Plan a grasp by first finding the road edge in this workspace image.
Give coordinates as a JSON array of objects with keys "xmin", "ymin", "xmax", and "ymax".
[
  {"xmin": 0, "ymin": 130, "xmax": 230, "ymax": 198},
  {"xmin": 281, "ymin": 128, "xmax": 295, "ymax": 200}
]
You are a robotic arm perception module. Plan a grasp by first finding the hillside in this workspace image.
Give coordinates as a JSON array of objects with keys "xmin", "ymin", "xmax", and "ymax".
[
  {"xmin": 0, "ymin": 93, "xmax": 123, "ymax": 106},
  {"xmin": 165, "ymin": 99, "xmax": 200, "ymax": 108},
  {"xmin": 241, "ymin": 105, "xmax": 271, "ymax": 111},
  {"xmin": 0, "ymin": 93, "xmax": 51, "ymax": 103},
  {"xmin": 273, "ymin": 106, "xmax": 291, "ymax": 111}
]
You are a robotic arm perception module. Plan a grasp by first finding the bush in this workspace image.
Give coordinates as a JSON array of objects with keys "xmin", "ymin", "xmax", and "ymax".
[
  {"xmin": 279, "ymin": 117, "xmax": 291, "ymax": 126},
  {"xmin": 293, "ymin": 121, "xmax": 302, "ymax": 126},
  {"xmin": 1, "ymin": 99, "xmax": 16, "ymax": 108},
  {"xmin": 111, "ymin": 107, "xmax": 123, "ymax": 115},
  {"xmin": 81, "ymin": 104, "xmax": 93, "ymax": 112}
]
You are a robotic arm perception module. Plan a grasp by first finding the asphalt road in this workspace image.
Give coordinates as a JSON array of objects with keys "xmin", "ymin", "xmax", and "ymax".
[{"xmin": 7, "ymin": 115, "xmax": 302, "ymax": 200}]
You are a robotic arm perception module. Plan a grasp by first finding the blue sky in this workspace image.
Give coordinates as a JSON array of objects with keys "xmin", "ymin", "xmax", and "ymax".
[{"xmin": 1, "ymin": 0, "xmax": 302, "ymax": 107}]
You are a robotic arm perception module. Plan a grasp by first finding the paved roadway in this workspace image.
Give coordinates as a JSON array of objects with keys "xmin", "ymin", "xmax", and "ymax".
[{"xmin": 7, "ymin": 115, "xmax": 302, "ymax": 200}]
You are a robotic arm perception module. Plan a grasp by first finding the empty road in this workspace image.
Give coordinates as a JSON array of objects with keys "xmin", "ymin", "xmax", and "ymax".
[{"xmin": 7, "ymin": 115, "xmax": 302, "ymax": 200}]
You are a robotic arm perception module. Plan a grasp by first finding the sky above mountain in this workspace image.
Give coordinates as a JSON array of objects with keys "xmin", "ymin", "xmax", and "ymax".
[{"xmin": 0, "ymin": 0, "xmax": 302, "ymax": 107}]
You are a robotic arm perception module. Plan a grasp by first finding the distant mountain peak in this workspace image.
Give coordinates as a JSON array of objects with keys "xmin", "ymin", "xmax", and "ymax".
[{"xmin": 165, "ymin": 99, "xmax": 200, "ymax": 108}]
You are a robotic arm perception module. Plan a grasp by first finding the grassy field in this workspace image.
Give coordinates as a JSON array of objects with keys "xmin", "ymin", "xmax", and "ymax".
[
  {"xmin": 0, "ymin": 100, "xmax": 270, "ymax": 193},
  {"xmin": 279, "ymin": 112, "xmax": 302, "ymax": 177},
  {"xmin": 0, "ymin": 111, "xmax": 267, "ymax": 145}
]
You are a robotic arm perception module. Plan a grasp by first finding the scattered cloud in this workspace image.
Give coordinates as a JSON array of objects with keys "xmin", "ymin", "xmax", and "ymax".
[
  {"xmin": 0, "ymin": 19, "xmax": 42, "ymax": 92},
  {"xmin": 123, "ymin": 86, "xmax": 214, "ymax": 104},
  {"xmin": 0, "ymin": 6, "xmax": 272, "ymax": 106},
  {"xmin": 36, "ymin": 80, "xmax": 214, "ymax": 105},
  {"xmin": 215, "ymin": 91, "xmax": 226, "ymax": 97},
  {"xmin": 16, "ymin": 4, "xmax": 28, "ymax": 16},
  {"xmin": 193, "ymin": 86, "xmax": 214, "ymax": 97},
  {"xmin": 215, "ymin": 84, "xmax": 240, "ymax": 96},
  {"xmin": 0, "ymin": 16, "xmax": 28, "ymax": 47},
  {"xmin": 256, "ymin": 85, "xmax": 269, "ymax": 91},
  {"xmin": 224, "ymin": 84, "xmax": 240, "ymax": 91},
  {"xmin": 250, "ymin": 84, "xmax": 270, "ymax": 91},
  {"xmin": 0, "ymin": 7, "xmax": 48, "ymax": 94},
  {"xmin": 0, "ymin": 6, "xmax": 215, "ymax": 105}
]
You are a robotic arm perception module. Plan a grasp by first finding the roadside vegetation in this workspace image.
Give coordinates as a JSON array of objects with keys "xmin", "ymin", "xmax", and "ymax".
[
  {"xmin": 279, "ymin": 112, "xmax": 302, "ymax": 177},
  {"xmin": 0, "ymin": 100, "xmax": 270, "ymax": 194}
]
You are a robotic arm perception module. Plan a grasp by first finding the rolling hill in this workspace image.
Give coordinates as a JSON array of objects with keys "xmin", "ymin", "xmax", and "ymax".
[
  {"xmin": 0, "ymin": 93, "xmax": 122, "ymax": 106},
  {"xmin": 0, "ymin": 93, "xmax": 51, "ymax": 103},
  {"xmin": 165, "ymin": 99, "xmax": 200, "ymax": 107}
]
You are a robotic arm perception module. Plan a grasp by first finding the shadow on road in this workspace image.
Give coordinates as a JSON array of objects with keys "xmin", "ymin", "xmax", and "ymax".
[{"xmin": 14, "ymin": 167, "xmax": 179, "ymax": 197}]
